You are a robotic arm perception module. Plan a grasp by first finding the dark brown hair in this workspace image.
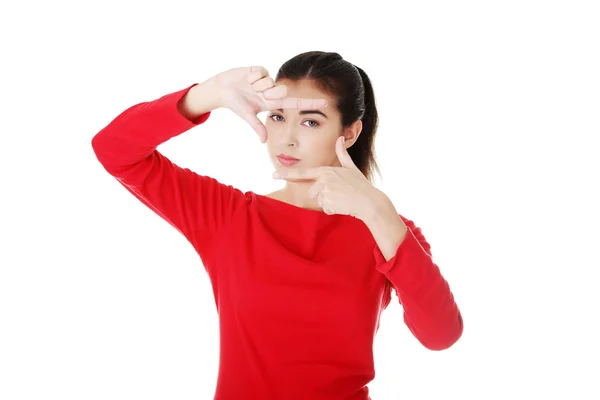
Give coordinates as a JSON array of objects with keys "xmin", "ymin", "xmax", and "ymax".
[{"xmin": 276, "ymin": 51, "xmax": 381, "ymax": 182}]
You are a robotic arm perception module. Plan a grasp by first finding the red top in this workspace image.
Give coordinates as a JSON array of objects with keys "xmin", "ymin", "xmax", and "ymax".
[{"xmin": 91, "ymin": 84, "xmax": 463, "ymax": 400}]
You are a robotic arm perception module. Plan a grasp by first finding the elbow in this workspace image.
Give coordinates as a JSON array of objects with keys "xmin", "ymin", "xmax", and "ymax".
[
  {"xmin": 423, "ymin": 312, "xmax": 464, "ymax": 351},
  {"xmin": 422, "ymin": 333, "xmax": 461, "ymax": 351},
  {"xmin": 91, "ymin": 130, "xmax": 110, "ymax": 154},
  {"xmin": 91, "ymin": 132, "xmax": 106, "ymax": 160},
  {"xmin": 408, "ymin": 312, "xmax": 464, "ymax": 351},
  {"xmin": 91, "ymin": 130, "xmax": 120, "ymax": 171}
]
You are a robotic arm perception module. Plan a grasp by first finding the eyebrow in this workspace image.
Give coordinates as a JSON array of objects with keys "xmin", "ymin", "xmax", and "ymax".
[{"xmin": 276, "ymin": 109, "xmax": 328, "ymax": 119}]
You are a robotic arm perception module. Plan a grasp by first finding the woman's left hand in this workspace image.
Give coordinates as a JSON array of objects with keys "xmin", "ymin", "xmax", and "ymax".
[{"xmin": 273, "ymin": 136, "xmax": 384, "ymax": 219}]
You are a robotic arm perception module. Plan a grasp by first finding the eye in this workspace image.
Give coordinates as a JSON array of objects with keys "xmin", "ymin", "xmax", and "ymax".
[{"xmin": 268, "ymin": 114, "xmax": 320, "ymax": 128}]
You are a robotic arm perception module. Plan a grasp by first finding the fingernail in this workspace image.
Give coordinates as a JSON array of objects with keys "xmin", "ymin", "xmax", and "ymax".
[{"xmin": 272, "ymin": 172, "xmax": 281, "ymax": 179}]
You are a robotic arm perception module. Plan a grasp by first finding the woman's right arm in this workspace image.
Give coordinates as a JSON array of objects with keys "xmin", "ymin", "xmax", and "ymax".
[
  {"xmin": 91, "ymin": 66, "xmax": 327, "ymax": 259},
  {"xmin": 91, "ymin": 77, "xmax": 246, "ymax": 259}
]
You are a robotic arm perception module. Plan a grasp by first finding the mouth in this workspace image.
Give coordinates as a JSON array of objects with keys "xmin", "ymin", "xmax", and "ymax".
[{"xmin": 276, "ymin": 154, "xmax": 300, "ymax": 166}]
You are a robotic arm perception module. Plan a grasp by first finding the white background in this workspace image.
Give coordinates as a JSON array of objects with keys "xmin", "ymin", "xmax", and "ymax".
[{"xmin": 1, "ymin": 1, "xmax": 599, "ymax": 399}]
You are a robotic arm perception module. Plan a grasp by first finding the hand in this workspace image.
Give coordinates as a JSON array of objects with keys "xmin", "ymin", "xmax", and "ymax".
[
  {"xmin": 273, "ymin": 136, "xmax": 382, "ymax": 219},
  {"xmin": 215, "ymin": 66, "xmax": 328, "ymax": 143}
]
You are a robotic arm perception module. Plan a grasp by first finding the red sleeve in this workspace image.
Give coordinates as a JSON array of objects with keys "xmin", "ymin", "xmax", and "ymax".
[
  {"xmin": 91, "ymin": 84, "xmax": 247, "ymax": 260},
  {"xmin": 373, "ymin": 217, "xmax": 464, "ymax": 351}
]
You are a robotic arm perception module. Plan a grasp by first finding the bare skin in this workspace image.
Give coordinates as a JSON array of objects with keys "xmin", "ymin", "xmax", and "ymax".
[{"xmin": 263, "ymin": 79, "xmax": 362, "ymax": 212}]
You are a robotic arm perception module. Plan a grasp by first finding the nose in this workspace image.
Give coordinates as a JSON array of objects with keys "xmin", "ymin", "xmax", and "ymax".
[{"xmin": 280, "ymin": 124, "xmax": 299, "ymax": 147}]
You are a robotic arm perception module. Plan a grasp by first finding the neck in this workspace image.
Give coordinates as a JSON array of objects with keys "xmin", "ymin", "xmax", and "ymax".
[
  {"xmin": 279, "ymin": 182, "xmax": 321, "ymax": 211},
  {"xmin": 273, "ymin": 158, "xmax": 343, "ymax": 211}
]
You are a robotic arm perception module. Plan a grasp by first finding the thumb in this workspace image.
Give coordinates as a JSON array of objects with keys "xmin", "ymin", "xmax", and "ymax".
[
  {"xmin": 242, "ymin": 112, "xmax": 267, "ymax": 143},
  {"xmin": 336, "ymin": 136, "xmax": 355, "ymax": 168}
]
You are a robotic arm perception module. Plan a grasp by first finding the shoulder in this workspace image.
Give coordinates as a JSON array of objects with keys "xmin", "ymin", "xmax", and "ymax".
[
  {"xmin": 397, "ymin": 214, "xmax": 432, "ymax": 255},
  {"xmin": 398, "ymin": 214, "xmax": 418, "ymax": 230}
]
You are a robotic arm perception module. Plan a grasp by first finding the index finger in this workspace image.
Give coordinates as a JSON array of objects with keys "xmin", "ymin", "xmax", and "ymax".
[
  {"xmin": 266, "ymin": 97, "xmax": 328, "ymax": 110},
  {"xmin": 273, "ymin": 167, "xmax": 323, "ymax": 182},
  {"xmin": 246, "ymin": 66, "xmax": 269, "ymax": 84}
]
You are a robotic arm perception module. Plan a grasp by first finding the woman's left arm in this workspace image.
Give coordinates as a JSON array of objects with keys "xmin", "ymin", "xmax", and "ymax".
[
  {"xmin": 272, "ymin": 136, "xmax": 464, "ymax": 350},
  {"xmin": 361, "ymin": 193, "xmax": 464, "ymax": 351}
]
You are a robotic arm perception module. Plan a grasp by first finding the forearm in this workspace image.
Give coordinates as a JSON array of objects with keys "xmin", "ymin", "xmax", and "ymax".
[
  {"xmin": 92, "ymin": 82, "xmax": 213, "ymax": 174},
  {"xmin": 177, "ymin": 75, "xmax": 223, "ymax": 121},
  {"xmin": 361, "ymin": 192, "xmax": 408, "ymax": 261},
  {"xmin": 363, "ymin": 194, "xmax": 463, "ymax": 350}
]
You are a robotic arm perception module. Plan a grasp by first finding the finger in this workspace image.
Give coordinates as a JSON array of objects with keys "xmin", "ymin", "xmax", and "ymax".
[
  {"xmin": 242, "ymin": 112, "xmax": 267, "ymax": 143},
  {"xmin": 262, "ymin": 84, "xmax": 288, "ymax": 100},
  {"xmin": 316, "ymin": 192, "xmax": 325, "ymax": 208},
  {"xmin": 319, "ymin": 193, "xmax": 334, "ymax": 214},
  {"xmin": 308, "ymin": 180, "xmax": 324, "ymax": 199},
  {"xmin": 336, "ymin": 136, "xmax": 355, "ymax": 169},
  {"xmin": 252, "ymin": 76, "xmax": 275, "ymax": 92},
  {"xmin": 273, "ymin": 167, "xmax": 323, "ymax": 182},
  {"xmin": 246, "ymin": 66, "xmax": 269, "ymax": 84},
  {"xmin": 264, "ymin": 97, "xmax": 328, "ymax": 110}
]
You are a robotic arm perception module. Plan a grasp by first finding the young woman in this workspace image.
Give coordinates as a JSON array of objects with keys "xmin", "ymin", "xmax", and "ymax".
[{"xmin": 92, "ymin": 51, "xmax": 463, "ymax": 400}]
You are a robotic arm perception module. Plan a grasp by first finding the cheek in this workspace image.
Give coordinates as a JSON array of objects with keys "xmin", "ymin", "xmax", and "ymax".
[
  {"xmin": 266, "ymin": 143, "xmax": 278, "ymax": 159},
  {"xmin": 305, "ymin": 135, "xmax": 338, "ymax": 161}
]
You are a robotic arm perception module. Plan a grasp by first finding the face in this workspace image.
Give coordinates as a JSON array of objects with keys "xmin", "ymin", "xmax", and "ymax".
[{"xmin": 265, "ymin": 79, "xmax": 361, "ymax": 173}]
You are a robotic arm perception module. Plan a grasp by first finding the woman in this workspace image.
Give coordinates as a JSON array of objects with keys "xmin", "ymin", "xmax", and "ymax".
[{"xmin": 91, "ymin": 51, "xmax": 463, "ymax": 400}]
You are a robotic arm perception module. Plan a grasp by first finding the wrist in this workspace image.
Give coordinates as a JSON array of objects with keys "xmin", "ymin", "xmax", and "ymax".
[
  {"xmin": 179, "ymin": 76, "xmax": 223, "ymax": 121},
  {"xmin": 193, "ymin": 75, "xmax": 224, "ymax": 110},
  {"xmin": 361, "ymin": 190, "xmax": 396, "ymax": 225}
]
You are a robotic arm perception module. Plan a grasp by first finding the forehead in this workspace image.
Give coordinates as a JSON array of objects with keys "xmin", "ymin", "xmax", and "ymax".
[{"xmin": 277, "ymin": 79, "xmax": 335, "ymax": 107}]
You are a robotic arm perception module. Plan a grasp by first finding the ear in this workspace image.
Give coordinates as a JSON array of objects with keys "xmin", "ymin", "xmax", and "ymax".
[
  {"xmin": 336, "ymin": 136, "xmax": 357, "ymax": 169},
  {"xmin": 344, "ymin": 119, "xmax": 363, "ymax": 146}
]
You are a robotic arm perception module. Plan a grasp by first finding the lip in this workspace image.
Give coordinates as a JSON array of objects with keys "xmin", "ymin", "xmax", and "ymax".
[{"xmin": 277, "ymin": 154, "xmax": 300, "ymax": 166}]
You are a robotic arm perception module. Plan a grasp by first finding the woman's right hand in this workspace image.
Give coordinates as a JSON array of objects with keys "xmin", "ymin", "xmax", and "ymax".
[{"xmin": 214, "ymin": 66, "xmax": 328, "ymax": 143}]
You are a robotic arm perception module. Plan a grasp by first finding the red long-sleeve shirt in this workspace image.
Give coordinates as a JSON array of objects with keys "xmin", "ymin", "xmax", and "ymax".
[{"xmin": 91, "ymin": 84, "xmax": 463, "ymax": 400}]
